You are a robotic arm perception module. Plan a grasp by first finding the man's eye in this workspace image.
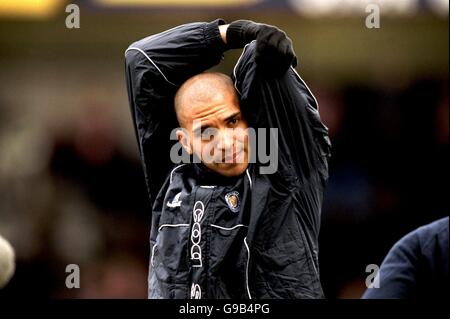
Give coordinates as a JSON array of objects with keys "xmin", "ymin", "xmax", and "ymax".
[
  {"xmin": 229, "ymin": 118, "xmax": 238, "ymax": 125},
  {"xmin": 201, "ymin": 128, "xmax": 216, "ymax": 139}
]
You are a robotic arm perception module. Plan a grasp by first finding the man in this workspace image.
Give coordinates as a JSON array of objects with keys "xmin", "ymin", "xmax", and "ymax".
[
  {"xmin": 125, "ymin": 19, "xmax": 331, "ymax": 299},
  {"xmin": 362, "ymin": 217, "xmax": 449, "ymax": 299}
]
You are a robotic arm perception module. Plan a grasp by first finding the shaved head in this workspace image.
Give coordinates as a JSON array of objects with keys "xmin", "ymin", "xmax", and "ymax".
[
  {"xmin": 173, "ymin": 72, "xmax": 249, "ymax": 177},
  {"xmin": 174, "ymin": 72, "xmax": 238, "ymax": 128}
]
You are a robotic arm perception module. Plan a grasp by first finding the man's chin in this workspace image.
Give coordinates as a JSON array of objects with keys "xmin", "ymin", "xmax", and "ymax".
[{"xmin": 210, "ymin": 162, "xmax": 249, "ymax": 177}]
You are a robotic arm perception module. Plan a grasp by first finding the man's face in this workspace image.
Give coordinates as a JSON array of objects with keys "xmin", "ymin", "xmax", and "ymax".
[{"xmin": 176, "ymin": 86, "xmax": 250, "ymax": 177}]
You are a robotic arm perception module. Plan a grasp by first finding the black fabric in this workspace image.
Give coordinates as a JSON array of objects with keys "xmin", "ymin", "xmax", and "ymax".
[
  {"xmin": 124, "ymin": 19, "xmax": 227, "ymax": 203},
  {"xmin": 149, "ymin": 164, "xmax": 252, "ymax": 298},
  {"xmin": 125, "ymin": 20, "xmax": 331, "ymax": 299},
  {"xmin": 226, "ymin": 19, "xmax": 298, "ymax": 76},
  {"xmin": 226, "ymin": 20, "xmax": 259, "ymax": 49},
  {"xmin": 362, "ymin": 217, "xmax": 449, "ymax": 299}
]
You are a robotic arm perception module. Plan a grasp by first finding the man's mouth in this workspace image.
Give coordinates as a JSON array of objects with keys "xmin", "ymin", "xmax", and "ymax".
[{"xmin": 223, "ymin": 148, "xmax": 244, "ymax": 163}]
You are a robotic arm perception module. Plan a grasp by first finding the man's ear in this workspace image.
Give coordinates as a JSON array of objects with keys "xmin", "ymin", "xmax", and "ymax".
[{"xmin": 176, "ymin": 129, "xmax": 192, "ymax": 155}]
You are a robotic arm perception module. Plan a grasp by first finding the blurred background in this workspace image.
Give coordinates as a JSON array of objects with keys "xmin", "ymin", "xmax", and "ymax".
[{"xmin": 0, "ymin": 0, "xmax": 448, "ymax": 299}]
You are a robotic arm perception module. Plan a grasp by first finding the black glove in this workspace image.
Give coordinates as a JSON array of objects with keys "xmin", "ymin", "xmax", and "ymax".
[{"xmin": 226, "ymin": 20, "xmax": 297, "ymax": 76}]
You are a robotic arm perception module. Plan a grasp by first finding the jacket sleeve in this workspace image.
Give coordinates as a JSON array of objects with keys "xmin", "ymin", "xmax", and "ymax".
[
  {"xmin": 232, "ymin": 41, "xmax": 331, "ymax": 185},
  {"xmin": 124, "ymin": 19, "xmax": 228, "ymax": 205},
  {"xmin": 233, "ymin": 41, "xmax": 331, "ymax": 239}
]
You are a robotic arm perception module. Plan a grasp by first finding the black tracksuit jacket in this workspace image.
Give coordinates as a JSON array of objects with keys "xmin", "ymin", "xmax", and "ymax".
[{"xmin": 125, "ymin": 19, "xmax": 331, "ymax": 299}]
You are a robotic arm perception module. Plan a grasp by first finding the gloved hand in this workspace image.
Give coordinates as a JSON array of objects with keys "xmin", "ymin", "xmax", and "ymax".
[{"xmin": 226, "ymin": 20, "xmax": 297, "ymax": 76}]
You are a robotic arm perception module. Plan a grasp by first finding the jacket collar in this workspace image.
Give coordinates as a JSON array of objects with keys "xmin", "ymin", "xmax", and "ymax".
[{"xmin": 193, "ymin": 163, "xmax": 241, "ymax": 187}]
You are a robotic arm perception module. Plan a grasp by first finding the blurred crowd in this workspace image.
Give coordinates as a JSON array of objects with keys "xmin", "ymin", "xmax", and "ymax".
[
  {"xmin": 0, "ymin": 99, "xmax": 150, "ymax": 298},
  {"xmin": 318, "ymin": 77, "xmax": 448, "ymax": 297}
]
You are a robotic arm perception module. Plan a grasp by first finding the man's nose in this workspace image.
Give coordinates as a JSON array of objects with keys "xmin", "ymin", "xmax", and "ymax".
[{"xmin": 216, "ymin": 129, "xmax": 234, "ymax": 151}]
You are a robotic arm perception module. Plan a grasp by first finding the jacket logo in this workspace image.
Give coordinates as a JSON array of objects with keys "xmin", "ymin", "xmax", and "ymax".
[
  {"xmin": 190, "ymin": 283, "xmax": 201, "ymax": 299},
  {"xmin": 225, "ymin": 191, "xmax": 240, "ymax": 213},
  {"xmin": 191, "ymin": 201, "xmax": 204, "ymax": 268},
  {"xmin": 167, "ymin": 192, "xmax": 182, "ymax": 208}
]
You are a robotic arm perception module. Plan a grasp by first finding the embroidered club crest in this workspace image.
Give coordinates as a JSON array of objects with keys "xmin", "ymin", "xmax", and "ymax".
[{"xmin": 225, "ymin": 191, "xmax": 240, "ymax": 213}]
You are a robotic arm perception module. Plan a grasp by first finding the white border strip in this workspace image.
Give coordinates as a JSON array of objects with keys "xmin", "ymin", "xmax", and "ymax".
[
  {"xmin": 232, "ymin": 40, "xmax": 255, "ymax": 96},
  {"xmin": 169, "ymin": 164, "xmax": 187, "ymax": 183},
  {"xmin": 125, "ymin": 47, "xmax": 177, "ymax": 86},
  {"xmin": 210, "ymin": 224, "xmax": 247, "ymax": 231},
  {"xmin": 244, "ymin": 236, "xmax": 252, "ymax": 299},
  {"xmin": 150, "ymin": 244, "xmax": 157, "ymax": 267},
  {"xmin": 158, "ymin": 223, "xmax": 189, "ymax": 232},
  {"xmin": 245, "ymin": 169, "xmax": 252, "ymax": 190},
  {"xmin": 291, "ymin": 66, "xmax": 320, "ymax": 111}
]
